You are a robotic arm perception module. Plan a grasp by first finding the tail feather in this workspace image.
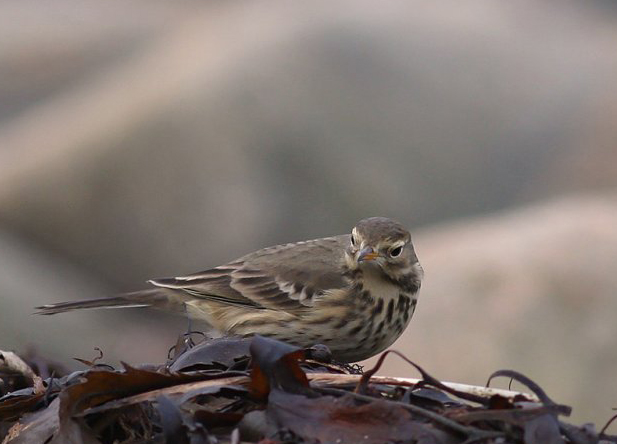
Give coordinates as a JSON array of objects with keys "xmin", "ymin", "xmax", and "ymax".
[{"xmin": 34, "ymin": 289, "xmax": 188, "ymax": 315}]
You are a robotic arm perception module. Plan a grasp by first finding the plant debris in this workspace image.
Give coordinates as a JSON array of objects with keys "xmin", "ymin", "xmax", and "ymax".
[{"xmin": 0, "ymin": 335, "xmax": 615, "ymax": 444}]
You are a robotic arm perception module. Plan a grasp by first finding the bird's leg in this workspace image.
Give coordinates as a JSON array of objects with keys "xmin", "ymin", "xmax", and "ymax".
[{"xmin": 183, "ymin": 303, "xmax": 196, "ymax": 348}]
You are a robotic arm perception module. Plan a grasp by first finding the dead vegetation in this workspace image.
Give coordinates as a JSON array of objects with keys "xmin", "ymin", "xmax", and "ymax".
[{"xmin": 1, "ymin": 335, "xmax": 615, "ymax": 444}]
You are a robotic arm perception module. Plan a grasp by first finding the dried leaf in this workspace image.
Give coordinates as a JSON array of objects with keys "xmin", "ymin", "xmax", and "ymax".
[
  {"xmin": 3, "ymin": 397, "xmax": 100, "ymax": 444},
  {"xmin": 267, "ymin": 389, "xmax": 456, "ymax": 444},
  {"xmin": 404, "ymin": 387, "xmax": 465, "ymax": 409},
  {"xmin": 2, "ymin": 397, "xmax": 60, "ymax": 444},
  {"xmin": 61, "ymin": 363, "xmax": 213, "ymax": 415},
  {"xmin": 169, "ymin": 337, "xmax": 251, "ymax": 372},
  {"xmin": 249, "ymin": 336, "xmax": 311, "ymax": 400},
  {"xmin": 1, "ymin": 340, "xmax": 595, "ymax": 444},
  {"xmin": 0, "ymin": 393, "xmax": 44, "ymax": 422}
]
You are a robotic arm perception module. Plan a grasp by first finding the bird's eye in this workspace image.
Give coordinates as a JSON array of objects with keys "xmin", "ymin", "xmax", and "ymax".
[{"xmin": 389, "ymin": 246, "xmax": 403, "ymax": 257}]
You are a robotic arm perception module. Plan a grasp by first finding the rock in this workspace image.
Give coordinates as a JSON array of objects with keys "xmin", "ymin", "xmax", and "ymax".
[{"xmin": 380, "ymin": 194, "xmax": 617, "ymax": 425}]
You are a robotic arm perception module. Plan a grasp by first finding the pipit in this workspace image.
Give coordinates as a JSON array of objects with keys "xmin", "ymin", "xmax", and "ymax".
[{"xmin": 36, "ymin": 217, "xmax": 423, "ymax": 362}]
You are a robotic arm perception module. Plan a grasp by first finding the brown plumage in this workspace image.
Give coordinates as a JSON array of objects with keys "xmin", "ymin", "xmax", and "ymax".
[{"xmin": 36, "ymin": 217, "xmax": 423, "ymax": 362}]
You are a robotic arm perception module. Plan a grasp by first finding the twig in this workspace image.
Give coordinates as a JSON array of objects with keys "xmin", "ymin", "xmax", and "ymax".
[
  {"xmin": 600, "ymin": 411, "xmax": 617, "ymax": 437},
  {"xmin": 309, "ymin": 373, "xmax": 539, "ymax": 402},
  {"xmin": 356, "ymin": 350, "xmax": 513, "ymax": 406},
  {"xmin": 0, "ymin": 351, "xmax": 36, "ymax": 385}
]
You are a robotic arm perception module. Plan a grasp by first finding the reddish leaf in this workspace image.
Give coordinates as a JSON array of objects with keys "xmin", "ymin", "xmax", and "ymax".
[
  {"xmin": 249, "ymin": 336, "xmax": 311, "ymax": 400},
  {"xmin": 267, "ymin": 389, "xmax": 456, "ymax": 444},
  {"xmin": 57, "ymin": 362, "xmax": 230, "ymax": 419},
  {"xmin": 0, "ymin": 393, "xmax": 44, "ymax": 421},
  {"xmin": 488, "ymin": 394, "xmax": 514, "ymax": 410}
]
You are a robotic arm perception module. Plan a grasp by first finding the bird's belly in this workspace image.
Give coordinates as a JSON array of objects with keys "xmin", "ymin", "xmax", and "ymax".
[
  {"xmin": 330, "ymin": 292, "xmax": 418, "ymax": 362},
  {"xmin": 259, "ymin": 291, "xmax": 419, "ymax": 363}
]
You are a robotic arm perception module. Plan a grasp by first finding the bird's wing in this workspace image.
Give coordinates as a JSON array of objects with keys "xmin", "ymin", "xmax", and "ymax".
[{"xmin": 149, "ymin": 235, "xmax": 350, "ymax": 312}]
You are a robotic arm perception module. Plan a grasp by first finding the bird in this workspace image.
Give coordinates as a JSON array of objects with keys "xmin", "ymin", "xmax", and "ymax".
[{"xmin": 36, "ymin": 217, "xmax": 423, "ymax": 362}]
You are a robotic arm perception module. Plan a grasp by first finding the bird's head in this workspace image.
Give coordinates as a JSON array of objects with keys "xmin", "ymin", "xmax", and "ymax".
[{"xmin": 345, "ymin": 217, "xmax": 422, "ymax": 284}]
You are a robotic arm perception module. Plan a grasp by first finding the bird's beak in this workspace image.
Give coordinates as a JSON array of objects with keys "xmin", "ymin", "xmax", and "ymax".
[{"xmin": 357, "ymin": 246, "xmax": 379, "ymax": 262}]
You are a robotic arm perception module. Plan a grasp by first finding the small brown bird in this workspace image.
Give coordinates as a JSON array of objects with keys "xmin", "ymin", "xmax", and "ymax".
[{"xmin": 36, "ymin": 217, "xmax": 423, "ymax": 362}]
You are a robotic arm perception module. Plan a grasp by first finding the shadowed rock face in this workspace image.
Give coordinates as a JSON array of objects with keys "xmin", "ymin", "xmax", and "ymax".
[{"xmin": 1, "ymin": 0, "xmax": 617, "ymax": 288}]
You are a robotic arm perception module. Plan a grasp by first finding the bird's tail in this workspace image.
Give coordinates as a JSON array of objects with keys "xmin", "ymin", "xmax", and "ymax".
[{"xmin": 34, "ymin": 289, "xmax": 189, "ymax": 315}]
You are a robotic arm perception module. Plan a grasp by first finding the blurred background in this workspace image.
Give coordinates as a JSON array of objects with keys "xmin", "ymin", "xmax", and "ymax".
[{"xmin": 1, "ymin": 0, "xmax": 617, "ymax": 426}]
